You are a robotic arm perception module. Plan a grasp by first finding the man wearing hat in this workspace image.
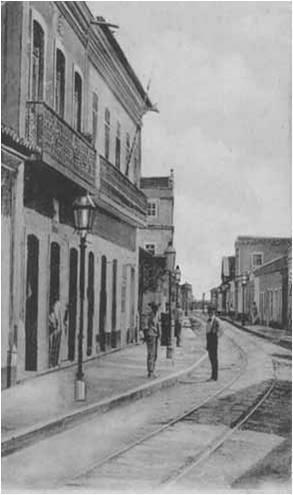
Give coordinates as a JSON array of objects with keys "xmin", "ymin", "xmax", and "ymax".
[
  {"xmin": 146, "ymin": 302, "xmax": 160, "ymax": 378},
  {"xmin": 206, "ymin": 306, "xmax": 222, "ymax": 381}
]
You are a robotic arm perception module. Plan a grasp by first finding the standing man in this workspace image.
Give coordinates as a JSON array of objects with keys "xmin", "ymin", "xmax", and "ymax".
[
  {"xmin": 175, "ymin": 304, "xmax": 183, "ymax": 347},
  {"xmin": 206, "ymin": 306, "xmax": 222, "ymax": 381},
  {"xmin": 146, "ymin": 303, "xmax": 160, "ymax": 378}
]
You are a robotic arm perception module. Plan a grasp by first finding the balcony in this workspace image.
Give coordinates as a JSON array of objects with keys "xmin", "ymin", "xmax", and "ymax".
[
  {"xmin": 99, "ymin": 155, "xmax": 147, "ymax": 224},
  {"xmin": 26, "ymin": 101, "xmax": 96, "ymax": 190}
]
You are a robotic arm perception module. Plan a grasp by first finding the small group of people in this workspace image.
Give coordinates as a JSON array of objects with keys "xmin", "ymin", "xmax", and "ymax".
[
  {"xmin": 143, "ymin": 302, "xmax": 184, "ymax": 378},
  {"xmin": 143, "ymin": 303, "xmax": 223, "ymax": 382}
]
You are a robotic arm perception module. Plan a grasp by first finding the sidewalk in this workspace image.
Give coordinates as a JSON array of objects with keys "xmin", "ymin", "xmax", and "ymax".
[
  {"xmin": 2, "ymin": 326, "xmax": 206, "ymax": 456},
  {"xmin": 221, "ymin": 316, "xmax": 292, "ymax": 350}
]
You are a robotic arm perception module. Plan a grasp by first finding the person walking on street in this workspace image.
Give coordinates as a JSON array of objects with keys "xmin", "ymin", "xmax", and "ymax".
[
  {"xmin": 146, "ymin": 303, "xmax": 160, "ymax": 378},
  {"xmin": 175, "ymin": 304, "xmax": 183, "ymax": 347},
  {"xmin": 206, "ymin": 306, "xmax": 222, "ymax": 381}
]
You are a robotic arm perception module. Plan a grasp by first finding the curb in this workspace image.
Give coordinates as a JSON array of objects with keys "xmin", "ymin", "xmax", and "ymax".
[
  {"xmin": 2, "ymin": 352, "xmax": 207, "ymax": 457},
  {"xmin": 220, "ymin": 317, "xmax": 292, "ymax": 350}
]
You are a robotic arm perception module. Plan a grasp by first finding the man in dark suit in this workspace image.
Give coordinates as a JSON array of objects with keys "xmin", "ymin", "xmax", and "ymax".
[{"xmin": 206, "ymin": 306, "xmax": 222, "ymax": 381}]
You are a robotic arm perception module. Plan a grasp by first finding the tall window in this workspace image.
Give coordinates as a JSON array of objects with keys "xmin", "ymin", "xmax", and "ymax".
[
  {"xmin": 251, "ymin": 253, "xmax": 263, "ymax": 269},
  {"xmin": 55, "ymin": 49, "xmax": 65, "ymax": 118},
  {"xmin": 104, "ymin": 108, "xmax": 110, "ymax": 160},
  {"xmin": 121, "ymin": 265, "xmax": 127, "ymax": 313},
  {"xmin": 32, "ymin": 20, "xmax": 44, "ymax": 100},
  {"xmin": 125, "ymin": 132, "xmax": 131, "ymax": 175},
  {"xmin": 147, "ymin": 200, "xmax": 157, "ymax": 217},
  {"xmin": 115, "ymin": 122, "xmax": 121, "ymax": 169},
  {"xmin": 134, "ymin": 150, "xmax": 139, "ymax": 185},
  {"xmin": 74, "ymin": 72, "xmax": 82, "ymax": 132},
  {"xmin": 92, "ymin": 92, "xmax": 98, "ymax": 146}
]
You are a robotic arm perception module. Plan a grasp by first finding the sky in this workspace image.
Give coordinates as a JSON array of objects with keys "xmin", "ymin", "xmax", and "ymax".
[{"xmin": 89, "ymin": 1, "xmax": 291, "ymax": 298}]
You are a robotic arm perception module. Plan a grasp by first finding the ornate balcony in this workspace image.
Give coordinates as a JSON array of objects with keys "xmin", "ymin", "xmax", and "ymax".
[
  {"xmin": 99, "ymin": 155, "xmax": 147, "ymax": 224},
  {"xmin": 26, "ymin": 101, "xmax": 96, "ymax": 190}
]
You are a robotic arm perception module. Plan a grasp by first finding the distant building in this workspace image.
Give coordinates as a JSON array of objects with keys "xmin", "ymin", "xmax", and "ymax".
[
  {"xmin": 138, "ymin": 171, "xmax": 175, "ymax": 321},
  {"xmin": 219, "ymin": 256, "xmax": 235, "ymax": 315},
  {"xmin": 138, "ymin": 171, "xmax": 174, "ymax": 256},
  {"xmin": 253, "ymin": 250, "xmax": 291, "ymax": 329},
  {"xmin": 234, "ymin": 236, "xmax": 291, "ymax": 317},
  {"xmin": 180, "ymin": 282, "xmax": 193, "ymax": 316}
]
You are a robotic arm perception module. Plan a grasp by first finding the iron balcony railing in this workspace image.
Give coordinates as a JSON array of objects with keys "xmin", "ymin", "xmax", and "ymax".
[
  {"xmin": 26, "ymin": 101, "xmax": 96, "ymax": 187},
  {"xmin": 99, "ymin": 155, "xmax": 147, "ymax": 218}
]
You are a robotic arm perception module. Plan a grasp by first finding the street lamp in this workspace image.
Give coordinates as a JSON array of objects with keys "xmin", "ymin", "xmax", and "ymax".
[
  {"xmin": 241, "ymin": 273, "xmax": 248, "ymax": 326},
  {"xmin": 73, "ymin": 194, "xmax": 95, "ymax": 401},
  {"xmin": 175, "ymin": 265, "xmax": 181, "ymax": 302},
  {"xmin": 164, "ymin": 242, "xmax": 176, "ymax": 360}
]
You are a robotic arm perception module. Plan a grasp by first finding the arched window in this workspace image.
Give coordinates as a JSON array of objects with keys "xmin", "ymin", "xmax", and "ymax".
[
  {"xmin": 104, "ymin": 108, "xmax": 110, "ymax": 160},
  {"xmin": 125, "ymin": 132, "xmax": 130, "ymax": 175},
  {"xmin": 32, "ymin": 20, "xmax": 44, "ymax": 100},
  {"xmin": 115, "ymin": 122, "xmax": 121, "ymax": 169},
  {"xmin": 92, "ymin": 92, "xmax": 98, "ymax": 145},
  {"xmin": 74, "ymin": 72, "xmax": 82, "ymax": 132},
  {"xmin": 55, "ymin": 49, "xmax": 65, "ymax": 118}
]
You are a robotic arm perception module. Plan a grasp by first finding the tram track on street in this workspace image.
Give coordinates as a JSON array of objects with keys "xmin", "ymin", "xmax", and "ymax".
[{"xmin": 65, "ymin": 318, "xmax": 279, "ymax": 491}]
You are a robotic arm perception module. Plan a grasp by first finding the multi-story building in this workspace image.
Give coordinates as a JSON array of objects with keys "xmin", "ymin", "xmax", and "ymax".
[
  {"xmin": 138, "ymin": 171, "xmax": 174, "ymax": 256},
  {"xmin": 1, "ymin": 2, "xmax": 152, "ymax": 387},
  {"xmin": 138, "ymin": 171, "xmax": 175, "ymax": 320}
]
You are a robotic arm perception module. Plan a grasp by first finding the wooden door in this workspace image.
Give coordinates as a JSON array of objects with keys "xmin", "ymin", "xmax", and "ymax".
[
  {"xmin": 25, "ymin": 234, "xmax": 39, "ymax": 371},
  {"xmin": 68, "ymin": 248, "xmax": 78, "ymax": 361}
]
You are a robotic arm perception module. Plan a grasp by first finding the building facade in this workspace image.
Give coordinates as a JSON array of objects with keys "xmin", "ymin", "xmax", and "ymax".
[
  {"xmin": 138, "ymin": 171, "xmax": 174, "ymax": 256},
  {"xmin": 234, "ymin": 236, "xmax": 291, "ymax": 316},
  {"xmin": 253, "ymin": 253, "xmax": 290, "ymax": 329},
  {"xmin": 138, "ymin": 172, "xmax": 175, "ymax": 320},
  {"xmin": 1, "ymin": 1, "xmax": 152, "ymax": 387}
]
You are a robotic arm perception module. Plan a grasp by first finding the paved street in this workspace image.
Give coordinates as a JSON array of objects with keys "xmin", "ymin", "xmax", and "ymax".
[{"xmin": 2, "ymin": 320, "xmax": 291, "ymax": 493}]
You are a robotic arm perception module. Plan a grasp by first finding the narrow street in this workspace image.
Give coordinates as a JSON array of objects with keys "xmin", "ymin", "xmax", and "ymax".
[
  {"xmin": 3, "ymin": 319, "xmax": 291, "ymax": 493},
  {"xmin": 1, "ymin": 2, "xmax": 291, "ymax": 494}
]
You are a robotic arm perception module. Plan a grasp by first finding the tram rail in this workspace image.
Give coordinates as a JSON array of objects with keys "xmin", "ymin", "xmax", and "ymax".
[{"xmin": 65, "ymin": 317, "xmax": 279, "ymax": 491}]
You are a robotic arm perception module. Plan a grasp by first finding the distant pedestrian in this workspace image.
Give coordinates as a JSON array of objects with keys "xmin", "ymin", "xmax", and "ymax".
[
  {"xmin": 175, "ymin": 304, "xmax": 183, "ymax": 347},
  {"xmin": 48, "ymin": 297, "xmax": 63, "ymax": 367},
  {"xmin": 206, "ymin": 306, "xmax": 223, "ymax": 381},
  {"xmin": 146, "ymin": 303, "xmax": 160, "ymax": 378},
  {"xmin": 251, "ymin": 302, "xmax": 259, "ymax": 325}
]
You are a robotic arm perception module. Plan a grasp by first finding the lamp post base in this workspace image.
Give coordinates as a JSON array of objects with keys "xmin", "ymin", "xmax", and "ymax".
[
  {"xmin": 75, "ymin": 378, "xmax": 86, "ymax": 401},
  {"xmin": 166, "ymin": 345, "xmax": 174, "ymax": 360}
]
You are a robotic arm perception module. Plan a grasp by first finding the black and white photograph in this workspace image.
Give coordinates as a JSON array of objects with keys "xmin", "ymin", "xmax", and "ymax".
[{"xmin": 1, "ymin": 1, "xmax": 292, "ymax": 493}]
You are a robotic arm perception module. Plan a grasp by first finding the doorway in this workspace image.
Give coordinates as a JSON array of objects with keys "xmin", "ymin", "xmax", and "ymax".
[
  {"xmin": 111, "ymin": 259, "xmax": 117, "ymax": 347},
  {"xmin": 99, "ymin": 255, "xmax": 107, "ymax": 351},
  {"xmin": 25, "ymin": 234, "xmax": 39, "ymax": 371},
  {"xmin": 68, "ymin": 248, "xmax": 78, "ymax": 361},
  {"xmin": 87, "ymin": 252, "xmax": 94, "ymax": 356}
]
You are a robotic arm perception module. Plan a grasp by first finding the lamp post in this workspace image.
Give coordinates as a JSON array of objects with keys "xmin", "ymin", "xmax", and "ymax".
[
  {"xmin": 164, "ymin": 242, "xmax": 176, "ymax": 360},
  {"xmin": 73, "ymin": 194, "xmax": 95, "ymax": 401},
  {"xmin": 175, "ymin": 265, "xmax": 181, "ymax": 307},
  {"xmin": 241, "ymin": 273, "xmax": 248, "ymax": 327}
]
